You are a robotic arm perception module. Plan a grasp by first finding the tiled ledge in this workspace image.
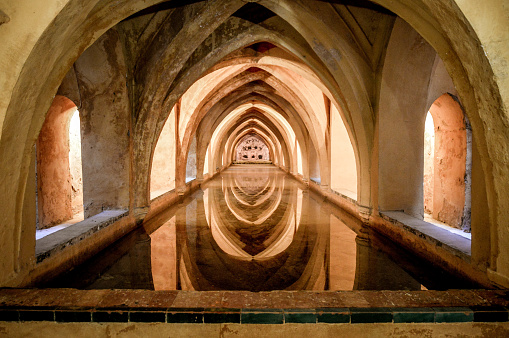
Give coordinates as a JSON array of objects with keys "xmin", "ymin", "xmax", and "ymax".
[
  {"xmin": 0, "ymin": 289, "xmax": 508, "ymax": 324},
  {"xmin": 380, "ymin": 211, "xmax": 471, "ymax": 259},
  {"xmin": 35, "ymin": 210, "xmax": 128, "ymax": 263},
  {"xmin": 2, "ymin": 306, "xmax": 504, "ymax": 324}
]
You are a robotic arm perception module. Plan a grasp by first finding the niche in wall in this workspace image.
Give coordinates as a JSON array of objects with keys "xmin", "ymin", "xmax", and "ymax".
[{"xmin": 235, "ymin": 134, "xmax": 270, "ymax": 162}]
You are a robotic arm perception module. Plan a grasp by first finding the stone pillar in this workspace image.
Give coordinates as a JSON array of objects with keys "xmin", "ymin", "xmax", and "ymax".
[
  {"xmin": 377, "ymin": 19, "xmax": 436, "ymax": 218},
  {"xmin": 174, "ymin": 100, "xmax": 186, "ymax": 195},
  {"xmin": 74, "ymin": 29, "xmax": 130, "ymax": 218},
  {"xmin": 195, "ymin": 130, "xmax": 204, "ymax": 182}
]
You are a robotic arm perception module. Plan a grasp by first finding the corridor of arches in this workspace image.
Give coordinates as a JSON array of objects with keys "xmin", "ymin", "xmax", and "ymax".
[{"xmin": 1, "ymin": 2, "xmax": 509, "ymax": 331}]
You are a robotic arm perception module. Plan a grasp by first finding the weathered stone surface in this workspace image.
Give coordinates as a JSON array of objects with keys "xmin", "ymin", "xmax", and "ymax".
[
  {"xmin": 74, "ymin": 28, "xmax": 131, "ymax": 218},
  {"xmin": 35, "ymin": 210, "xmax": 128, "ymax": 263}
]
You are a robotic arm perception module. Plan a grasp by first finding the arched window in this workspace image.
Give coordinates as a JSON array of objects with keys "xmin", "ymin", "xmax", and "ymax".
[
  {"xmin": 36, "ymin": 95, "xmax": 84, "ymax": 233},
  {"xmin": 423, "ymin": 94, "xmax": 471, "ymax": 232}
]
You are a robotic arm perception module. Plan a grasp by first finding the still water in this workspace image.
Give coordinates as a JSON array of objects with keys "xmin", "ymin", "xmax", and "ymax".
[{"xmin": 46, "ymin": 165, "xmax": 478, "ymax": 291}]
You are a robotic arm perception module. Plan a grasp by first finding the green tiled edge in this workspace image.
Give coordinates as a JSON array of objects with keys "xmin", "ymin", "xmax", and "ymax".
[
  {"xmin": 350, "ymin": 308, "xmax": 393, "ymax": 324},
  {"xmin": 241, "ymin": 309, "xmax": 284, "ymax": 324},
  {"xmin": 316, "ymin": 308, "xmax": 350, "ymax": 324},
  {"xmin": 434, "ymin": 307, "xmax": 474, "ymax": 323},
  {"xmin": 393, "ymin": 308, "xmax": 435, "ymax": 323},
  {"xmin": 284, "ymin": 309, "xmax": 317, "ymax": 323},
  {"xmin": 0, "ymin": 307, "xmax": 507, "ymax": 324}
]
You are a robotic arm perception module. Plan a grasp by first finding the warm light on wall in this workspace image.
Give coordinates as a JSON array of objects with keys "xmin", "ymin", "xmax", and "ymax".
[
  {"xmin": 423, "ymin": 111, "xmax": 435, "ymax": 215},
  {"xmin": 424, "ymin": 111, "xmax": 435, "ymax": 136},
  {"xmin": 68, "ymin": 109, "xmax": 84, "ymax": 216}
]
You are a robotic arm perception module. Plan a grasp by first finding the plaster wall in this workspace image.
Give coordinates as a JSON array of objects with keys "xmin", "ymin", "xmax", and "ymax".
[
  {"xmin": 426, "ymin": 56, "xmax": 458, "ymax": 109},
  {"xmin": 207, "ymin": 106, "xmax": 291, "ymax": 173},
  {"xmin": 203, "ymin": 146, "xmax": 210, "ymax": 176},
  {"xmin": 277, "ymin": 70, "xmax": 330, "ymax": 186},
  {"xmin": 179, "ymin": 66, "xmax": 244, "ymax": 145},
  {"xmin": 297, "ymin": 141, "xmax": 303, "ymax": 176},
  {"xmin": 423, "ymin": 54, "xmax": 466, "ymax": 227},
  {"xmin": 21, "ymin": 148, "xmax": 37, "ymax": 273},
  {"xmin": 439, "ymin": 0, "xmax": 509, "ymax": 282},
  {"xmin": 455, "ymin": 0, "xmax": 509, "ymax": 113},
  {"xmin": 225, "ymin": 125, "xmax": 279, "ymax": 168},
  {"xmin": 74, "ymin": 29, "xmax": 130, "ymax": 218},
  {"xmin": 151, "ymin": 108, "xmax": 176, "ymax": 195},
  {"xmin": 330, "ymin": 104, "xmax": 357, "ymax": 197},
  {"xmin": 272, "ymin": 66, "xmax": 328, "ymax": 135},
  {"xmin": 471, "ymin": 137, "xmax": 491, "ymax": 269}
]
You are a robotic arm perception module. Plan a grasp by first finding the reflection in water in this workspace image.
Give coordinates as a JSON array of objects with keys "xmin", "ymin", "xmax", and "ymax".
[
  {"xmin": 179, "ymin": 166, "xmax": 326, "ymax": 290},
  {"xmin": 44, "ymin": 165, "xmax": 478, "ymax": 291}
]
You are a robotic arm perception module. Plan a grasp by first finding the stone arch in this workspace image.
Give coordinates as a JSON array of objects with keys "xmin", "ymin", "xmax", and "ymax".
[
  {"xmin": 133, "ymin": 11, "xmax": 376, "ymax": 214},
  {"xmin": 0, "ymin": 0, "xmax": 507, "ymax": 287},
  {"xmin": 194, "ymin": 91, "xmax": 311, "ymax": 181},
  {"xmin": 177, "ymin": 65, "xmax": 331, "ymax": 193},
  {"xmin": 214, "ymin": 117, "xmax": 288, "ymax": 170},
  {"xmin": 225, "ymin": 125, "xmax": 283, "ymax": 169},
  {"xmin": 365, "ymin": 0, "xmax": 507, "ymax": 277},
  {"xmin": 212, "ymin": 114, "xmax": 292, "ymax": 173}
]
